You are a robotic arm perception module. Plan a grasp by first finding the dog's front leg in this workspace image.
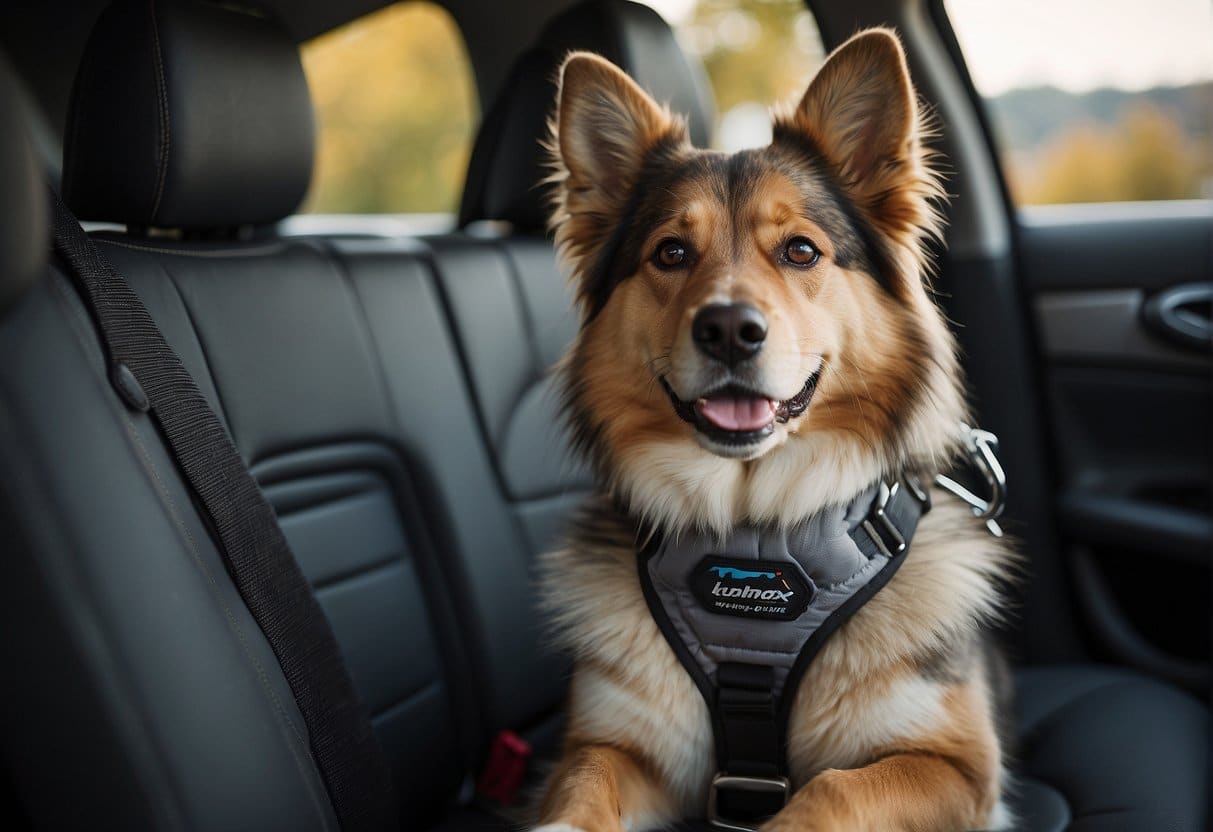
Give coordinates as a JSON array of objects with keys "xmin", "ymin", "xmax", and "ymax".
[
  {"xmin": 762, "ymin": 751, "xmax": 996, "ymax": 832},
  {"xmin": 534, "ymin": 744, "xmax": 672, "ymax": 832}
]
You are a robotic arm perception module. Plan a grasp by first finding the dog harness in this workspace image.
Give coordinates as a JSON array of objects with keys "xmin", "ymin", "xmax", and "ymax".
[
  {"xmin": 637, "ymin": 477, "xmax": 928, "ymax": 830},
  {"xmin": 635, "ymin": 426, "xmax": 1004, "ymax": 829},
  {"xmin": 636, "ymin": 427, "xmax": 1006, "ymax": 831}
]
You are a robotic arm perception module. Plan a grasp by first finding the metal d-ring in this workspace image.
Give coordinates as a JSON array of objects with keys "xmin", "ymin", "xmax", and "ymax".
[{"xmin": 935, "ymin": 423, "xmax": 1007, "ymax": 537}]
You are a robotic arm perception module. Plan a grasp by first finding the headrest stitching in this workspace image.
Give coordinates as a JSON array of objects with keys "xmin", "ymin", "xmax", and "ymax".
[{"xmin": 147, "ymin": 0, "xmax": 171, "ymax": 224}]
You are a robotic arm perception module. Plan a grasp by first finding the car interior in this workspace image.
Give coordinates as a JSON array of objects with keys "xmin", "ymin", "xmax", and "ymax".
[{"xmin": 0, "ymin": 0, "xmax": 1209, "ymax": 830}]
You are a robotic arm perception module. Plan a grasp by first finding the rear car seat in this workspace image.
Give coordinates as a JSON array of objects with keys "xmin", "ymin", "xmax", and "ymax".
[{"xmin": 0, "ymin": 1, "xmax": 1206, "ymax": 831}]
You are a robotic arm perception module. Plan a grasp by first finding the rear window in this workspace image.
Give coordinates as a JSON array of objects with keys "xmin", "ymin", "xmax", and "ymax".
[
  {"xmin": 656, "ymin": 0, "xmax": 825, "ymax": 151},
  {"xmin": 300, "ymin": 0, "xmax": 825, "ymax": 214},
  {"xmin": 945, "ymin": 0, "xmax": 1213, "ymax": 205},
  {"xmin": 300, "ymin": 2, "xmax": 478, "ymax": 214}
]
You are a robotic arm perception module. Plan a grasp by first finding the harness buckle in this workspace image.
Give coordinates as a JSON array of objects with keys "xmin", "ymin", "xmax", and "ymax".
[
  {"xmin": 708, "ymin": 773, "xmax": 790, "ymax": 831},
  {"xmin": 862, "ymin": 481, "xmax": 907, "ymax": 558},
  {"xmin": 935, "ymin": 422, "xmax": 1007, "ymax": 537}
]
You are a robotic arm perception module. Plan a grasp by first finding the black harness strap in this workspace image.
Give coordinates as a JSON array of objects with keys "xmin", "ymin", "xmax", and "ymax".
[{"xmin": 49, "ymin": 192, "xmax": 398, "ymax": 831}]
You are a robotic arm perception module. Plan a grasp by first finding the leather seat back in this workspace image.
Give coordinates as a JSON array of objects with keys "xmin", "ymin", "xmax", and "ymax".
[{"xmin": 0, "ymin": 46, "xmax": 342, "ymax": 829}]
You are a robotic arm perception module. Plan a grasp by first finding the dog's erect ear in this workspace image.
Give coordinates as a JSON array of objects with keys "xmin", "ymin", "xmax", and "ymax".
[
  {"xmin": 555, "ymin": 52, "xmax": 680, "ymax": 210},
  {"xmin": 548, "ymin": 52, "xmax": 688, "ymax": 317},
  {"xmin": 778, "ymin": 28, "xmax": 942, "ymax": 251}
]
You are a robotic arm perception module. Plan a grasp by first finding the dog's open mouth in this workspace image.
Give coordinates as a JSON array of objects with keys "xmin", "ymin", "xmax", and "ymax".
[{"xmin": 661, "ymin": 370, "xmax": 821, "ymax": 445}]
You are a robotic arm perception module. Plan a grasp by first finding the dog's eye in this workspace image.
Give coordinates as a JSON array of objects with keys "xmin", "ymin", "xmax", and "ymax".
[
  {"xmin": 783, "ymin": 237, "xmax": 820, "ymax": 267},
  {"xmin": 654, "ymin": 239, "xmax": 688, "ymax": 270}
]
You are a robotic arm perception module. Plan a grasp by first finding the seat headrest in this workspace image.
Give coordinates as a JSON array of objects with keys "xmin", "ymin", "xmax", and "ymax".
[
  {"xmin": 0, "ymin": 53, "xmax": 47, "ymax": 315},
  {"xmin": 62, "ymin": 0, "xmax": 314, "ymax": 231},
  {"xmin": 459, "ymin": 0, "xmax": 715, "ymax": 232}
]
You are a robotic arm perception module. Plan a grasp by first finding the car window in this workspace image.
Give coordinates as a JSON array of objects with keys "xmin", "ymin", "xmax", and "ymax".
[
  {"xmin": 300, "ymin": 2, "xmax": 478, "ymax": 214},
  {"xmin": 654, "ymin": 0, "xmax": 825, "ymax": 151},
  {"xmin": 945, "ymin": 0, "xmax": 1213, "ymax": 205},
  {"xmin": 301, "ymin": 0, "xmax": 825, "ymax": 214}
]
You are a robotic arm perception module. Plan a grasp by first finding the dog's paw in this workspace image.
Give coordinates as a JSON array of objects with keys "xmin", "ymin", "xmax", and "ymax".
[{"xmin": 531, "ymin": 825, "xmax": 590, "ymax": 832}]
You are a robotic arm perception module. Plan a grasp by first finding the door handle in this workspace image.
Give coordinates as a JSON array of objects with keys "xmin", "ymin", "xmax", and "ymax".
[{"xmin": 1142, "ymin": 282, "xmax": 1212, "ymax": 351}]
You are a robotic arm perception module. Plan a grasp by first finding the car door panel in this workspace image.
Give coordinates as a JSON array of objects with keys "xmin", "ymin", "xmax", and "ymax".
[{"xmin": 1017, "ymin": 202, "xmax": 1212, "ymax": 691}]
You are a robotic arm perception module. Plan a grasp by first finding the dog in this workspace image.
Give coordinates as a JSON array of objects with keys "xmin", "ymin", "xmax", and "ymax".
[{"xmin": 534, "ymin": 28, "xmax": 1016, "ymax": 832}]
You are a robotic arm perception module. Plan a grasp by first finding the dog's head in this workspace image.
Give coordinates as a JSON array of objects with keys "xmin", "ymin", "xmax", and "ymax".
[{"xmin": 548, "ymin": 29, "xmax": 967, "ymax": 532}]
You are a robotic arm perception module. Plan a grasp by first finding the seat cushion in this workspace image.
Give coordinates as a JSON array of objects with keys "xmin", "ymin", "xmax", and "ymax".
[
  {"xmin": 432, "ymin": 666, "xmax": 1209, "ymax": 832},
  {"xmin": 1013, "ymin": 665, "xmax": 1209, "ymax": 831}
]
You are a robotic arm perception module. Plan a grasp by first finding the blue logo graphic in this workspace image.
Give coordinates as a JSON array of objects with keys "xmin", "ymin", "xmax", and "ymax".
[{"xmin": 709, "ymin": 566, "xmax": 776, "ymax": 581}]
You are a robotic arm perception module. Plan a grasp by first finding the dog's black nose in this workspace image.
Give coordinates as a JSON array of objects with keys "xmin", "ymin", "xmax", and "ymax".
[{"xmin": 692, "ymin": 303, "xmax": 768, "ymax": 365}]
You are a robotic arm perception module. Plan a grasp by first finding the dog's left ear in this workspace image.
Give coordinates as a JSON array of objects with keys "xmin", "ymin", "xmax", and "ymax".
[{"xmin": 778, "ymin": 28, "xmax": 942, "ymax": 248}]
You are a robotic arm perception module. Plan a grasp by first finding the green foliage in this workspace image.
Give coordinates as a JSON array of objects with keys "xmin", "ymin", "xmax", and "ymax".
[
  {"xmin": 681, "ymin": 0, "xmax": 824, "ymax": 117},
  {"xmin": 301, "ymin": 3, "xmax": 478, "ymax": 214},
  {"xmin": 1006, "ymin": 102, "xmax": 1210, "ymax": 204},
  {"xmin": 990, "ymin": 81, "xmax": 1211, "ymax": 203}
]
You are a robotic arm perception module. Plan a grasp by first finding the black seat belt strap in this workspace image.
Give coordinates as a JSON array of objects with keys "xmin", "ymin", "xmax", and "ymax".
[{"xmin": 49, "ymin": 190, "xmax": 398, "ymax": 831}]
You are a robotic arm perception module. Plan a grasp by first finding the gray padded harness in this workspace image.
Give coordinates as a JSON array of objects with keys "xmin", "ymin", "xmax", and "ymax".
[{"xmin": 636, "ymin": 475, "xmax": 932, "ymax": 831}]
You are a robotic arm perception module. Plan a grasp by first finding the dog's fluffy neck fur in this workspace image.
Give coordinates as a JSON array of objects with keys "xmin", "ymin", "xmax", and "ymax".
[{"xmin": 563, "ymin": 245, "xmax": 969, "ymax": 539}]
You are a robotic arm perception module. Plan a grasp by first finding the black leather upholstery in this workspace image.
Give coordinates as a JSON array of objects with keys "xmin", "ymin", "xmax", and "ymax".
[
  {"xmin": 459, "ymin": 0, "xmax": 715, "ymax": 231},
  {"xmin": 1012, "ymin": 666, "xmax": 1209, "ymax": 831},
  {"xmin": 0, "ymin": 53, "xmax": 46, "ymax": 313},
  {"xmin": 0, "ymin": 267, "xmax": 343, "ymax": 830},
  {"xmin": 62, "ymin": 0, "xmax": 313, "ymax": 230},
  {"xmin": 96, "ymin": 235, "xmax": 477, "ymax": 829}
]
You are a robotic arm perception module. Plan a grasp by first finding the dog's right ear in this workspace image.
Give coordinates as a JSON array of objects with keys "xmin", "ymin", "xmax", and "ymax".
[
  {"xmin": 554, "ymin": 52, "xmax": 680, "ymax": 212},
  {"xmin": 548, "ymin": 52, "xmax": 687, "ymax": 312}
]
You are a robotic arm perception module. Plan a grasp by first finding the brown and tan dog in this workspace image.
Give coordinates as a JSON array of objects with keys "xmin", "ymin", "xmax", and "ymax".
[{"xmin": 534, "ymin": 28, "xmax": 1016, "ymax": 832}]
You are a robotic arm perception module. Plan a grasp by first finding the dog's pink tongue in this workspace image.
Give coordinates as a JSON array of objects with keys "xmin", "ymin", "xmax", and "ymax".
[{"xmin": 697, "ymin": 396, "xmax": 777, "ymax": 431}]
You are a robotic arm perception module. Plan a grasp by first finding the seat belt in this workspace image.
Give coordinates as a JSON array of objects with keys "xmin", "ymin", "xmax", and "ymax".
[{"xmin": 49, "ymin": 190, "xmax": 399, "ymax": 832}]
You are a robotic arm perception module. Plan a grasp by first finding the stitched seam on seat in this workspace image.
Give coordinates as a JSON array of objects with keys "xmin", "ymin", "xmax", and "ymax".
[
  {"xmin": 158, "ymin": 260, "xmax": 234, "ymax": 429},
  {"xmin": 323, "ymin": 241, "xmax": 492, "ymax": 766},
  {"xmin": 371, "ymin": 679, "xmax": 443, "ymax": 722},
  {"xmin": 495, "ymin": 240, "xmax": 546, "ymax": 382},
  {"xmin": 1020, "ymin": 678, "xmax": 1125, "ymax": 737},
  {"xmin": 311, "ymin": 550, "xmax": 403, "ymax": 594},
  {"xmin": 135, "ymin": 431, "xmax": 337, "ymax": 829},
  {"xmin": 41, "ymin": 275, "xmax": 194, "ymax": 831},
  {"xmin": 95, "ymin": 236, "xmax": 289, "ymax": 257},
  {"xmin": 118, "ymin": 402, "xmax": 335, "ymax": 830},
  {"xmin": 272, "ymin": 483, "xmax": 380, "ymax": 517},
  {"xmin": 0, "ymin": 394, "xmax": 188, "ymax": 832},
  {"xmin": 147, "ymin": 0, "xmax": 170, "ymax": 224}
]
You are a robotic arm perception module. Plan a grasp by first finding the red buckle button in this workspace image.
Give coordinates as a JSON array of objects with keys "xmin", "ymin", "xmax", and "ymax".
[{"xmin": 476, "ymin": 729, "xmax": 532, "ymax": 805}]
